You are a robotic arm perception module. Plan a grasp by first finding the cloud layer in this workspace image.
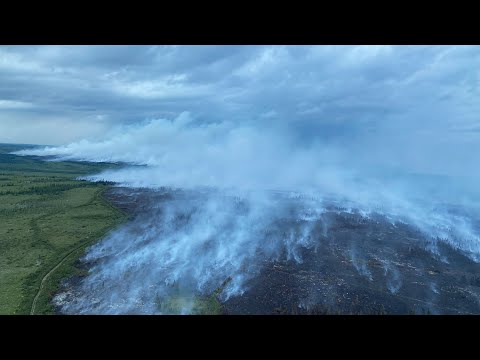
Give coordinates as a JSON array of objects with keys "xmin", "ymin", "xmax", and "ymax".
[{"xmin": 1, "ymin": 45, "xmax": 480, "ymax": 172}]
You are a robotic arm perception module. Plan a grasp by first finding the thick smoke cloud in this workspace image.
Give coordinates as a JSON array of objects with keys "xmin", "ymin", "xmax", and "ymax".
[
  {"xmin": 17, "ymin": 112, "xmax": 480, "ymax": 265},
  {"xmin": 17, "ymin": 112, "xmax": 350, "ymax": 191}
]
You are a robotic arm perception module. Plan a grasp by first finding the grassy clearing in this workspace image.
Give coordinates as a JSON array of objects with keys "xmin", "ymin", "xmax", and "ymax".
[
  {"xmin": 156, "ymin": 277, "xmax": 231, "ymax": 315},
  {"xmin": 0, "ymin": 144, "xmax": 126, "ymax": 314},
  {"xmin": 158, "ymin": 295, "xmax": 222, "ymax": 315}
]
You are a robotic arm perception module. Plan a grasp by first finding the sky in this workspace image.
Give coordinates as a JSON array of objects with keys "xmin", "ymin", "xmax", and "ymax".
[{"xmin": 2, "ymin": 45, "xmax": 480, "ymax": 177}]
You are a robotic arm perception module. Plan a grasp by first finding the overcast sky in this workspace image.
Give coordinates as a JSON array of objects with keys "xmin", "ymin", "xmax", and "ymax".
[{"xmin": 1, "ymin": 45, "xmax": 480, "ymax": 176}]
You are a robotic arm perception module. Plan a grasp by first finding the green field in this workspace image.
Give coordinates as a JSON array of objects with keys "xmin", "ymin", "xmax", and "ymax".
[{"xmin": 0, "ymin": 144, "xmax": 127, "ymax": 314}]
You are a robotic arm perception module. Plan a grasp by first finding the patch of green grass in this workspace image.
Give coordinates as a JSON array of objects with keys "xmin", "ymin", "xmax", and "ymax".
[
  {"xmin": 156, "ymin": 277, "xmax": 232, "ymax": 315},
  {"xmin": 157, "ymin": 293, "xmax": 223, "ymax": 315},
  {"xmin": 0, "ymin": 144, "xmax": 126, "ymax": 314}
]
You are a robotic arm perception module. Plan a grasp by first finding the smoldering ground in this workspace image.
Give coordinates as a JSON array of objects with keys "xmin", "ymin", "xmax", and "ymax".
[{"xmin": 52, "ymin": 187, "xmax": 480, "ymax": 314}]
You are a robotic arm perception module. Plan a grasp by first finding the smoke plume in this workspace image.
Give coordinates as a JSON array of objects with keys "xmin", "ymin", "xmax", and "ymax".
[{"xmin": 16, "ymin": 111, "xmax": 480, "ymax": 313}]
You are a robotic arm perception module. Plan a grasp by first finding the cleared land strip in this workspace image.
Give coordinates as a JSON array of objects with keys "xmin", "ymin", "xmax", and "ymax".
[{"xmin": 31, "ymin": 244, "xmax": 84, "ymax": 314}]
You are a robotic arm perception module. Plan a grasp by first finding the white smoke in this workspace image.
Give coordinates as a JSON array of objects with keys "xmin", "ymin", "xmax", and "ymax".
[
  {"xmin": 348, "ymin": 245, "xmax": 373, "ymax": 281},
  {"xmin": 56, "ymin": 189, "xmax": 330, "ymax": 314},
  {"xmin": 16, "ymin": 112, "xmax": 480, "ymax": 313},
  {"xmin": 16, "ymin": 112, "xmax": 349, "ymax": 192},
  {"xmin": 382, "ymin": 260, "xmax": 402, "ymax": 294},
  {"xmin": 16, "ymin": 112, "xmax": 480, "ymax": 259}
]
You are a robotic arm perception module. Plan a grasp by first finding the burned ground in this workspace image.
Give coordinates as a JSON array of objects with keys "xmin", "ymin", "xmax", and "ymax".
[{"xmin": 55, "ymin": 187, "xmax": 480, "ymax": 315}]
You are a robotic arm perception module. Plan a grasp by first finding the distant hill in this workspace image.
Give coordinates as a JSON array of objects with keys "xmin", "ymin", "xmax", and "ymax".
[{"xmin": 0, "ymin": 143, "xmax": 46, "ymax": 154}]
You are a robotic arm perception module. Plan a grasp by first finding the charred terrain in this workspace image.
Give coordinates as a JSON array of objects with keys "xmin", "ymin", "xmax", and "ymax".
[{"xmin": 54, "ymin": 186, "xmax": 480, "ymax": 315}]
